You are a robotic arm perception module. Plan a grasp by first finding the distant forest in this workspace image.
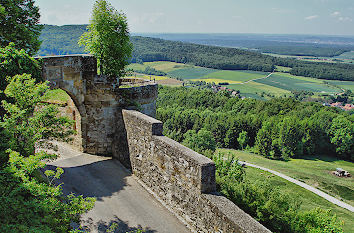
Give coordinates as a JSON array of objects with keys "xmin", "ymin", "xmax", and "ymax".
[{"xmin": 39, "ymin": 25, "xmax": 354, "ymax": 81}]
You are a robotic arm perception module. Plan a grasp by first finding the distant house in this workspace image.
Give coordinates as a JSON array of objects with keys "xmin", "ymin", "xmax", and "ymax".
[
  {"xmin": 342, "ymin": 104, "xmax": 354, "ymax": 111},
  {"xmin": 330, "ymin": 102, "xmax": 342, "ymax": 107}
]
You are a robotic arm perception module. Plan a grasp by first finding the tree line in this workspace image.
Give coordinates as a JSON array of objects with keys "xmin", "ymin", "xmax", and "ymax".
[
  {"xmin": 38, "ymin": 25, "xmax": 354, "ymax": 81},
  {"xmin": 157, "ymin": 86, "xmax": 354, "ymax": 161}
]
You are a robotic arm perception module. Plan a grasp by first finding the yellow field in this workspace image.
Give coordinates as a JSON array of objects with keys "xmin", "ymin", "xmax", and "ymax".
[
  {"xmin": 190, "ymin": 78, "xmax": 242, "ymax": 84},
  {"xmin": 144, "ymin": 61, "xmax": 190, "ymax": 72}
]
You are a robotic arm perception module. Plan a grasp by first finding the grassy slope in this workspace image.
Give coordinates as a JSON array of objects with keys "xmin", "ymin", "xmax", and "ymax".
[
  {"xmin": 219, "ymin": 149, "xmax": 354, "ymax": 232},
  {"xmin": 255, "ymin": 73, "xmax": 341, "ymax": 93},
  {"xmin": 218, "ymin": 149, "xmax": 354, "ymax": 206},
  {"xmin": 244, "ymin": 166, "xmax": 353, "ymax": 232}
]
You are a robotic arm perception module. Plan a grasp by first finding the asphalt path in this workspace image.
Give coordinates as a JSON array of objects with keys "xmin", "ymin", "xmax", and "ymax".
[
  {"xmin": 46, "ymin": 142, "xmax": 190, "ymax": 233},
  {"xmin": 240, "ymin": 161, "xmax": 354, "ymax": 212}
]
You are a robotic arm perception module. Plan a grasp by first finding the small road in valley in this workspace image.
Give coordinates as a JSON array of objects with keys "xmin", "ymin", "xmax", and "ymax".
[
  {"xmin": 46, "ymin": 142, "xmax": 190, "ymax": 233},
  {"xmin": 240, "ymin": 161, "xmax": 354, "ymax": 213}
]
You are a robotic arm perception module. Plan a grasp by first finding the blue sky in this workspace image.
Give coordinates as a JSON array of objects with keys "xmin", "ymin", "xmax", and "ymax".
[{"xmin": 36, "ymin": 0, "xmax": 354, "ymax": 35}]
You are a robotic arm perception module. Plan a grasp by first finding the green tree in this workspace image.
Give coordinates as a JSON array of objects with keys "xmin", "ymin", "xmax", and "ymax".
[
  {"xmin": 0, "ymin": 0, "xmax": 43, "ymax": 55},
  {"xmin": 79, "ymin": 0, "xmax": 133, "ymax": 78},
  {"xmin": 0, "ymin": 74, "xmax": 95, "ymax": 231},
  {"xmin": 182, "ymin": 128, "xmax": 216, "ymax": 155},
  {"xmin": 1, "ymin": 74, "xmax": 74, "ymax": 161},
  {"xmin": 0, "ymin": 43, "xmax": 42, "ymax": 96},
  {"xmin": 329, "ymin": 115, "xmax": 354, "ymax": 159},
  {"xmin": 237, "ymin": 130, "xmax": 249, "ymax": 150}
]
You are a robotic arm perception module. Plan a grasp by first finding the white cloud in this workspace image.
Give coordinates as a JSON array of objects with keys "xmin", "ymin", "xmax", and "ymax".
[
  {"xmin": 331, "ymin": 11, "xmax": 340, "ymax": 17},
  {"xmin": 338, "ymin": 17, "xmax": 353, "ymax": 22},
  {"xmin": 330, "ymin": 11, "xmax": 353, "ymax": 22},
  {"xmin": 305, "ymin": 15, "xmax": 319, "ymax": 20}
]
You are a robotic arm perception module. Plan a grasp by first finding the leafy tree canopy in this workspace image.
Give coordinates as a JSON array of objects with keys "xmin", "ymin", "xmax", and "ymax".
[
  {"xmin": 0, "ymin": 0, "xmax": 43, "ymax": 55},
  {"xmin": 79, "ymin": 0, "xmax": 133, "ymax": 78}
]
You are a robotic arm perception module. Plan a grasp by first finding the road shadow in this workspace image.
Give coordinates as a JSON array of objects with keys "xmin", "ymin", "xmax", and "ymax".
[
  {"xmin": 80, "ymin": 216, "xmax": 157, "ymax": 233},
  {"xmin": 45, "ymin": 157, "xmax": 131, "ymax": 201}
]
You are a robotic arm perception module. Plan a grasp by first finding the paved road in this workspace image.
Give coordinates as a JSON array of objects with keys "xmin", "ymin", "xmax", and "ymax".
[
  {"xmin": 240, "ymin": 161, "xmax": 354, "ymax": 212},
  {"xmin": 46, "ymin": 143, "xmax": 190, "ymax": 233}
]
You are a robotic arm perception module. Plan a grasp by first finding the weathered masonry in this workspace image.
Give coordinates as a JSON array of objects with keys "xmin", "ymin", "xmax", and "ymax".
[
  {"xmin": 41, "ymin": 55, "xmax": 157, "ymax": 155},
  {"xmin": 41, "ymin": 55, "xmax": 270, "ymax": 233}
]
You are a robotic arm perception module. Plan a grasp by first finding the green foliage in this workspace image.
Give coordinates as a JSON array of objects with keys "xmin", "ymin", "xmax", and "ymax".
[
  {"xmin": 1, "ymin": 74, "xmax": 75, "ymax": 158},
  {"xmin": 79, "ymin": 0, "xmax": 133, "ymax": 77},
  {"xmin": 157, "ymin": 86, "xmax": 353, "ymax": 161},
  {"xmin": 0, "ymin": 150, "xmax": 95, "ymax": 232},
  {"xmin": 212, "ymin": 151, "xmax": 343, "ymax": 233},
  {"xmin": 237, "ymin": 130, "xmax": 248, "ymax": 150},
  {"xmin": 182, "ymin": 128, "xmax": 216, "ymax": 155},
  {"xmin": 329, "ymin": 115, "xmax": 354, "ymax": 159},
  {"xmin": 0, "ymin": 43, "xmax": 42, "ymax": 98},
  {"xmin": 0, "ymin": 0, "xmax": 43, "ymax": 55},
  {"xmin": 292, "ymin": 208, "xmax": 344, "ymax": 233}
]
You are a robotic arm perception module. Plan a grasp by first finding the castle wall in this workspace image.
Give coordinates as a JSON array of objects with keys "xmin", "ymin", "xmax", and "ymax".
[
  {"xmin": 41, "ymin": 55, "xmax": 157, "ymax": 156},
  {"xmin": 121, "ymin": 110, "xmax": 270, "ymax": 233}
]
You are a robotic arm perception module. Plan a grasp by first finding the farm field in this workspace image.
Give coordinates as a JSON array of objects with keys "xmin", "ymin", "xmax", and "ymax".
[
  {"xmin": 127, "ymin": 61, "xmax": 191, "ymax": 73},
  {"xmin": 218, "ymin": 149, "xmax": 354, "ymax": 232},
  {"xmin": 327, "ymin": 80, "xmax": 354, "ymax": 92},
  {"xmin": 255, "ymin": 72, "xmax": 342, "ymax": 93},
  {"xmin": 335, "ymin": 51, "xmax": 354, "ymax": 60},
  {"xmin": 129, "ymin": 61, "xmax": 351, "ymax": 98}
]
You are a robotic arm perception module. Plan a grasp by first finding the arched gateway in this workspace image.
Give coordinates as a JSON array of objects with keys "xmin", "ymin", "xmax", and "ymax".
[{"xmin": 41, "ymin": 54, "xmax": 157, "ymax": 161}]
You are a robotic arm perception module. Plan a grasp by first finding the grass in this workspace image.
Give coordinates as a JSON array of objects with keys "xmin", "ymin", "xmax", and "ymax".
[
  {"xmin": 130, "ymin": 61, "xmax": 348, "ymax": 97},
  {"xmin": 218, "ymin": 149, "xmax": 354, "ymax": 206},
  {"xmin": 244, "ymin": 166, "xmax": 353, "ymax": 232},
  {"xmin": 127, "ymin": 61, "xmax": 191, "ymax": 73},
  {"xmin": 255, "ymin": 73, "xmax": 341, "ymax": 93},
  {"xmin": 43, "ymin": 89, "xmax": 70, "ymax": 104},
  {"xmin": 218, "ymin": 149, "xmax": 354, "ymax": 232},
  {"xmin": 326, "ymin": 80, "xmax": 354, "ymax": 92},
  {"xmin": 335, "ymin": 51, "xmax": 354, "ymax": 60},
  {"xmin": 200, "ymin": 70, "xmax": 266, "ymax": 82},
  {"xmin": 167, "ymin": 67, "xmax": 217, "ymax": 79},
  {"xmin": 275, "ymin": 65, "xmax": 292, "ymax": 72},
  {"xmin": 229, "ymin": 81, "xmax": 290, "ymax": 96}
]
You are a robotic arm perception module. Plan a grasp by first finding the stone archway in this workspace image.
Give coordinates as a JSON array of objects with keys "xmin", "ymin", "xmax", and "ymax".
[{"xmin": 41, "ymin": 55, "xmax": 158, "ymax": 157}]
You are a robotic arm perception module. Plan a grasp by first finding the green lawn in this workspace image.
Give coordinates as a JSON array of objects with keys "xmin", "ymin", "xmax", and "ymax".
[
  {"xmin": 244, "ymin": 166, "xmax": 353, "ymax": 233},
  {"xmin": 218, "ymin": 149, "xmax": 354, "ymax": 232},
  {"xmin": 218, "ymin": 149, "xmax": 354, "ymax": 206}
]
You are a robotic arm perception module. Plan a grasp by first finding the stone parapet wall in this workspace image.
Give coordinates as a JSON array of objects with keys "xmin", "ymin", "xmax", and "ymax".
[
  {"xmin": 121, "ymin": 110, "xmax": 270, "ymax": 233},
  {"xmin": 41, "ymin": 55, "xmax": 157, "ymax": 155}
]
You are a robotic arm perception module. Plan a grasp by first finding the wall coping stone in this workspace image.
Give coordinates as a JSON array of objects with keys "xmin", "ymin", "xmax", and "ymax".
[{"xmin": 122, "ymin": 109, "xmax": 162, "ymax": 135}]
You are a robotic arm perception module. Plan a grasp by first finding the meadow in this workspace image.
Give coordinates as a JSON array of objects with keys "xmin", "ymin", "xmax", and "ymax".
[
  {"xmin": 218, "ymin": 149, "xmax": 354, "ymax": 232},
  {"xmin": 255, "ymin": 73, "xmax": 341, "ymax": 93},
  {"xmin": 128, "ymin": 61, "xmax": 353, "ymax": 98}
]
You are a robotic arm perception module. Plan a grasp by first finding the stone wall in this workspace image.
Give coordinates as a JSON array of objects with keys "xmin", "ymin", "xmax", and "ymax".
[
  {"xmin": 41, "ymin": 55, "xmax": 157, "ymax": 155},
  {"xmin": 121, "ymin": 109, "xmax": 270, "ymax": 233}
]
